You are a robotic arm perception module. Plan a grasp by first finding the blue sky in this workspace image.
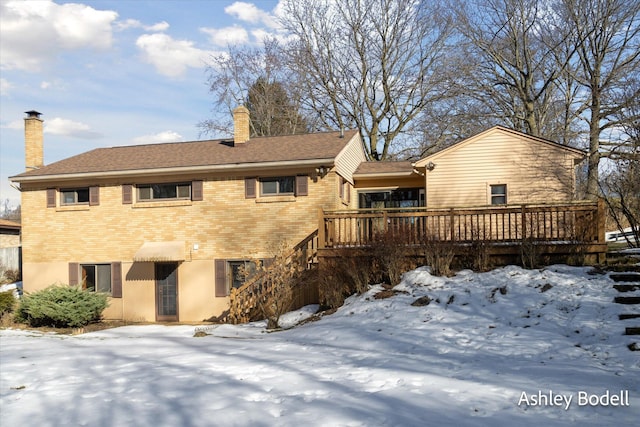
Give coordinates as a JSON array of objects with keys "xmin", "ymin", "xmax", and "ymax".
[{"xmin": 0, "ymin": 0, "xmax": 283, "ymax": 208}]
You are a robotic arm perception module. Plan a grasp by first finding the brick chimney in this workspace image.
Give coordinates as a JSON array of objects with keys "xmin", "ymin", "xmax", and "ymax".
[
  {"xmin": 233, "ymin": 105, "xmax": 250, "ymax": 145},
  {"xmin": 24, "ymin": 110, "xmax": 44, "ymax": 170}
]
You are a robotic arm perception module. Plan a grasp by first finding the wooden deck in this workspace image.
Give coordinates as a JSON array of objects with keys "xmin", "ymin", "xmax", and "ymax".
[{"xmin": 318, "ymin": 201, "xmax": 607, "ymax": 263}]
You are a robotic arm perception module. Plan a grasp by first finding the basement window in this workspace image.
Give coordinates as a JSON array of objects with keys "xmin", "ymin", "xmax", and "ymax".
[
  {"xmin": 138, "ymin": 183, "xmax": 191, "ymax": 201},
  {"xmin": 490, "ymin": 184, "xmax": 507, "ymax": 205},
  {"xmin": 61, "ymin": 188, "xmax": 89, "ymax": 205},
  {"xmin": 81, "ymin": 264, "xmax": 112, "ymax": 293},
  {"xmin": 260, "ymin": 177, "xmax": 295, "ymax": 196},
  {"xmin": 228, "ymin": 260, "xmax": 258, "ymax": 291}
]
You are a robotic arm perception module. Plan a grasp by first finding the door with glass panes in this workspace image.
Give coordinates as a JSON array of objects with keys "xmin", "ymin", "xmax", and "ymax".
[{"xmin": 155, "ymin": 263, "xmax": 178, "ymax": 322}]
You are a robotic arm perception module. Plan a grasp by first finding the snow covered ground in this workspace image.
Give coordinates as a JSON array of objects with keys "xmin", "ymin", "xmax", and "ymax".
[{"xmin": 1, "ymin": 265, "xmax": 638, "ymax": 426}]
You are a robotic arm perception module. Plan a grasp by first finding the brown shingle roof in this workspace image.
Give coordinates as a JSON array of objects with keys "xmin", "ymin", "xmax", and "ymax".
[
  {"xmin": 354, "ymin": 161, "xmax": 415, "ymax": 176},
  {"xmin": 12, "ymin": 130, "xmax": 359, "ymax": 179},
  {"xmin": 0, "ymin": 219, "xmax": 21, "ymax": 230}
]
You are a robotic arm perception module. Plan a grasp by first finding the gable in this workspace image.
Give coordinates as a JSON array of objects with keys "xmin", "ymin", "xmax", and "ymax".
[{"xmin": 414, "ymin": 126, "xmax": 585, "ymax": 167}]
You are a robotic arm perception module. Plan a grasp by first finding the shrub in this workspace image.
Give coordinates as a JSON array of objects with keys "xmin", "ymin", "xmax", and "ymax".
[
  {"xmin": 16, "ymin": 285, "xmax": 109, "ymax": 328},
  {"xmin": 423, "ymin": 234, "xmax": 456, "ymax": 277},
  {"xmin": 0, "ymin": 290, "xmax": 16, "ymax": 315},
  {"xmin": 370, "ymin": 229, "xmax": 416, "ymax": 285},
  {"xmin": 318, "ymin": 253, "xmax": 375, "ymax": 309}
]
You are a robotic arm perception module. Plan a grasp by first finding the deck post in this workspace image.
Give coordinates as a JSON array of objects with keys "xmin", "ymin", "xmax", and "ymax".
[
  {"xmin": 449, "ymin": 208, "xmax": 455, "ymax": 241},
  {"xmin": 521, "ymin": 205, "xmax": 527, "ymax": 241},
  {"xmin": 318, "ymin": 208, "xmax": 326, "ymax": 249}
]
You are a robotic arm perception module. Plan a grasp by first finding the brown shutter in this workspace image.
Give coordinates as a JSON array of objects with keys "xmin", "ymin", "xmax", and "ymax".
[
  {"xmin": 89, "ymin": 186, "xmax": 100, "ymax": 206},
  {"xmin": 347, "ymin": 181, "xmax": 352, "ymax": 203},
  {"xmin": 339, "ymin": 177, "xmax": 344, "ymax": 199},
  {"xmin": 296, "ymin": 175, "xmax": 308, "ymax": 196},
  {"xmin": 111, "ymin": 262, "xmax": 122, "ymax": 298},
  {"xmin": 69, "ymin": 263, "xmax": 79, "ymax": 286},
  {"xmin": 47, "ymin": 188, "xmax": 56, "ymax": 208},
  {"xmin": 215, "ymin": 259, "xmax": 228, "ymax": 297},
  {"xmin": 122, "ymin": 184, "xmax": 133, "ymax": 204},
  {"xmin": 192, "ymin": 180, "xmax": 203, "ymax": 201},
  {"xmin": 245, "ymin": 178, "xmax": 256, "ymax": 199}
]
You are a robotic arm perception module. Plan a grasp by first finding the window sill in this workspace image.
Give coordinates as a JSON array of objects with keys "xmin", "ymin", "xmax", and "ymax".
[
  {"xmin": 133, "ymin": 200, "xmax": 193, "ymax": 209},
  {"xmin": 256, "ymin": 196, "xmax": 296, "ymax": 203},
  {"xmin": 56, "ymin": 205, "xmax": 90, "ymax": 212}
]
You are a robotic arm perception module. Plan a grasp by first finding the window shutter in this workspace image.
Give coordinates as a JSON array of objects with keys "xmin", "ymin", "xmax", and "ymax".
[
  {"xmin": 69, "ymin": 263, "xmax": 79, "ymax": 286},
  {"xmin": 111, "ymin": 262, "xmax": 122, "ymax": 298},
  {"xmin": 122, "ymin": 184, "xmax": 133, "ymax": 204},
  {"xmin": 339, "ymin": 177, "xmax": 344, "ymax": 199},
  {"xmin": 89, "ymin": 186, "xmax": 100, "ymax": 206},
  {"xmin": 215, "ymin": 259, "xmax": 228, "ymax": 297},
  {"xmin": 47, "ymin": 188, "xmax": 56, "ymax": 208},
  {"xmin": 347, "ymin": 181, "xmax": 351, "ymax": 203},
  {"xmin": 296, "ymin": 175, "xmax": 308, "ymax": 196},
  {"xmin": 192, "ymin": 180, "xmax": 203, "ymax": 201},
  {"xmin": 245, "ymin": 178, "xmax": 256, "ymax": 199}
]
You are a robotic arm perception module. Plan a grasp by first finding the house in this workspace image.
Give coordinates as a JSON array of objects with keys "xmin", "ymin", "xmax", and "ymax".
[
  {"xmin": 0, "ymin": 219, "xmax": 21, "ymax": 249},
  {"xmin": 10, "ymin": 109, "xmax": 595, "ymax": 322}
]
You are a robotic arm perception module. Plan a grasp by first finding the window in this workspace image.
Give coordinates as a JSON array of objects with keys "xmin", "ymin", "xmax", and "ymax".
[
  {"xmin": 81, "ymin": 264, "xmax": 112, "ymax": 293},
  {"xmin": 61, "ymin": 188, "xmax": 89, "ymax": 205},
  {"xmin": 490, "ymin": 184, "xmax": 507, "ymax": 205},
  {"xmin": 358, "ymin": 188, "xmax": 425, "ymax": 209},
  {"xmin": 260, "ymin": 177, "xmax": 295, "ymax": 196},
  {"xmin": 138, "ymin": 183, "xmax": 191, "ymax": 201},
  {"xmin": 228, "ymin": 260, "xmax": 258, "ymax": 291}
]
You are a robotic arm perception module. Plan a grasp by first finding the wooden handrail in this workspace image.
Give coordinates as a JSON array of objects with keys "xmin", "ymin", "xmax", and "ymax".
[
  {"xmin": 227, "ymin": 229, "xmax": 319, "ymax": 324},
  {"xmin": 319, "ymin": 202, "xmax": 603, "ymax": 248}
]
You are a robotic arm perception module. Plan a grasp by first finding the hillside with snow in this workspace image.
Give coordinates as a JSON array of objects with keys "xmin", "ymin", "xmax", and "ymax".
[{"xmin": 1, "ymin": 265, "xmax": 639, "ymax": 426}]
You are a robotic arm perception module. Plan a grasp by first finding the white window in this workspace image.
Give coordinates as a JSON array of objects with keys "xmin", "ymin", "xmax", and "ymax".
[
  {"xmin": 490, "ymin": 184, "xmax": 507, "ymax": 205},
  {"xmin": 138, "ymin": 183, "xmax": 191, "ymax": 201},
  {"xmin": 61, "ymin": 188, "xmax": 89, "ymax": 205},
  {"xmin": 260, "ymin": 177, "xmax": 295, "ymax": 196}
]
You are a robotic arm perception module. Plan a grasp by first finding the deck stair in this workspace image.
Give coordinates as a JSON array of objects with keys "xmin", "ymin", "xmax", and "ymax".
[{"xmin": 611, "ymin": 272, "xmax": 640, "ymax": 350}]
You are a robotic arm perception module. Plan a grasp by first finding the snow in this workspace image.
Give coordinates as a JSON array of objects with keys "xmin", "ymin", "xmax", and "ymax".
[{"xmin": 1, "ymin": 265, "xmax": 639, "ymax": 426}]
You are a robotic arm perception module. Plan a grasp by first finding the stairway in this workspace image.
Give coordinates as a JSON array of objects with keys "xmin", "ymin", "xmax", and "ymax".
[{"xmin": 611, "ymin": 272, "xmax": 640, "ymax": 351}]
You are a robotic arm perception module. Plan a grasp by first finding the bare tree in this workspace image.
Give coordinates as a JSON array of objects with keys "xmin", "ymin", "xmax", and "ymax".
[
  {"xmin": 246, "ymin": 78, "xmax": 309, "ymax": 136},
  {"xmin": 200, "ymin": 38, "xmax": 312, "ymax": 137},
  {"xmin": 600, "ymin": 78, "xmax": 640, "ymax": 247},
  {"xmin": 454, "ymin": 0, "xmax": 577, "ymax": 139},
  {"xmin": 562, "ymin": 0, "xmax": 640, "ymax": 199},
  {"xmin": 280, "ymin": 0, "xmax": 454, "ymax": 160}
]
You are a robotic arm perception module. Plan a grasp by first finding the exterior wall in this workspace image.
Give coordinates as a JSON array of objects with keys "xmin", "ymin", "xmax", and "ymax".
[
  {"xmin": 19, "ymin": 167, "xmax": 342, "ymax": 322},
  {"xmin": 334, "ymin": 133, "xmax": 368, "ymax": 184},
  {"xmin": 0, "ymin": 233, "xmax": 20, "ymax": 248},
  {"xmin": 424, "ymin": 132, "xmax": 579, "ymax": 208}
]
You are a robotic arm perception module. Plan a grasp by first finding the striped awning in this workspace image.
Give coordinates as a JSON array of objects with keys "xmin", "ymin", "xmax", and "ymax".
[{"xmin": 133, "ymin": 241, "xmax": 185, "ymax": 262}]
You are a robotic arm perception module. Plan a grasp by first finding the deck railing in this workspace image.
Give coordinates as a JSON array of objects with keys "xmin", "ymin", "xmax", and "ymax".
[{"xmin": 319, "ymin": 201, "xmax": 604, "ymax": 248}]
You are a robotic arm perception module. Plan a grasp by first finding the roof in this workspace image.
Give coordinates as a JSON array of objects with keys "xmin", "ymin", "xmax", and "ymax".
[
  {"xmin": 353, "ymin": 161, "xmax": 416, "ymax": 178},
  {"xmin": 11, "ymin": 129, "xmax": 360, "ymax": 182},
  {"xmin": 415, "ymin": 126, "xmax": 586, "ymax": 168},
  {"xmin": 0, "ymin": 219, "xmax": 21, "ymax": 230}
]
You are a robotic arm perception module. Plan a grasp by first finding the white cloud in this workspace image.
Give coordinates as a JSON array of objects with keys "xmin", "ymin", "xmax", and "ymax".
[
  {"xmin": 132, "ymin": 131, "xmax": 183, "ymax": 145},
  {"xmin": 0, "ymin": 78, "xmax": 13, "ymax": 95},
  {"xmin": 200, "ymin": 25, "xmax": 249, "ymax": 46},
  {"xmin": 40, "ymin": 81, "xmax": 51, "ymax": 90},
  {"xmin": 136, "ymin": 33, "xmax": 215, "ymax": 77},
  {"xmin": 225, "ymin": 1, "xmax": 279, "ymax": 28},
  {"xmin": 1, "ymin": 120, "xmax": 23, "ymax": 130},
  {"xmin": 45, "ymin": 117, "xmax": 102, "ymax": 139},
  {"xmin": 116, "ymin": 18, "xmax": 169, "ymax": 32},
  {"xmin": 0, "ymin": 0, "xmax": 118, "ymax": 71}
]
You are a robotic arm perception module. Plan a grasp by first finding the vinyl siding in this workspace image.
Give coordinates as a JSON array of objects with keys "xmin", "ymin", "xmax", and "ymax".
[{"xmin": 425, "ymin": 132, "xmax": 579, "ymax": 208}]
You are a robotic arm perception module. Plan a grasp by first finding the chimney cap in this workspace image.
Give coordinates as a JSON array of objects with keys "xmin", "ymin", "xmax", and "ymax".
[{"xmin": 25, "ymin": 110, "xmax": 42, "ymax": 118}]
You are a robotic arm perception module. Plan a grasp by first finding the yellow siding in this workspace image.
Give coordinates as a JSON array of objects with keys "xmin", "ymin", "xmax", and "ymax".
[
  {"xmin": 334, "ymin": 133, "xmax": 367, "ymax": 184},
  {"xmin": 425, "ymin": 133, "xmax": 578, "ymax": 208}
]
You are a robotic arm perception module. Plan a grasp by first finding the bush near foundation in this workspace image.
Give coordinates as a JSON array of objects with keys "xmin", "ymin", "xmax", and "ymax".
[
  {"xmin": 16, "ymin": 285, "xmax": 109, "ymax": 328},
  {"xmin": 0, "ymin": 290, "xmax": 16, "ymax": 315}
]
